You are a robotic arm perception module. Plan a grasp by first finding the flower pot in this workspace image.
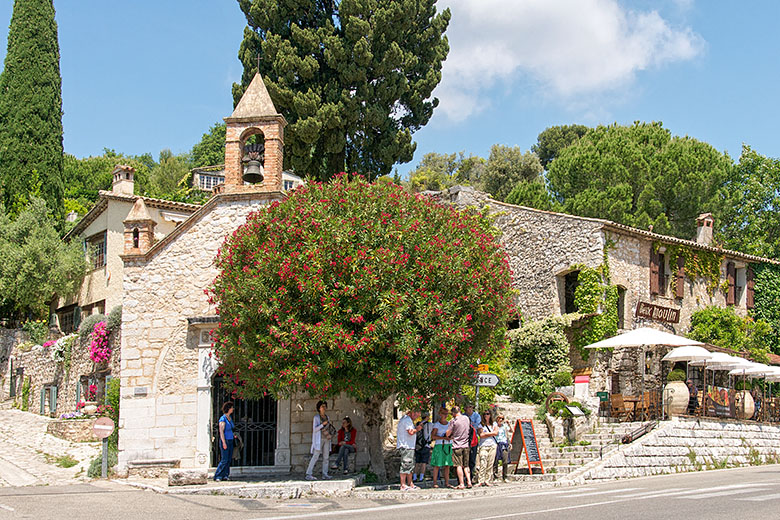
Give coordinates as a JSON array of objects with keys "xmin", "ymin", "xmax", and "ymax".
[
  {"xmin": 663, "ymin": 381, "xmax": 689, "ymax": 417},
  {"xmin": 82, "ymin": 401, "xmax": 98, "ymax": 416},
  {"xmin": 734, "ymin": 390, "xmax": 755, "ymax": 420}
]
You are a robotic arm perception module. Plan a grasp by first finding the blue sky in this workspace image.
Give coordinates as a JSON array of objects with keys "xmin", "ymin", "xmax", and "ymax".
[{"xmin": 0, "ymin": 1, "xmax": 777, "ymax": 176}]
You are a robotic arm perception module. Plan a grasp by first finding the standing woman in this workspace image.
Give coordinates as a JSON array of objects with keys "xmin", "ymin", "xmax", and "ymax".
[
  {"xmin": 305, "ymin": 400, "xmax": 334, "ymax": 480},
  {"xmin": 214, "ymin": 401, "xmax": 234, "ymax": 481},
  {"xmin": 477, "ymin": 410, "xmax": 498, "ymax": 486}
]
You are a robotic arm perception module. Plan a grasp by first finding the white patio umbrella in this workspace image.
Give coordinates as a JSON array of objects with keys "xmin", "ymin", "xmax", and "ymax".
[
  {"xmin": 584, "ymin": 328, "xmax": 704, "ymax": 421},
  {"xmin": 689, "ymin": 352, "xmax": 741, "ymax": 368},
  {"xmin": 661, "ymin": 345, "xmax": 713, "ymax": 363}
]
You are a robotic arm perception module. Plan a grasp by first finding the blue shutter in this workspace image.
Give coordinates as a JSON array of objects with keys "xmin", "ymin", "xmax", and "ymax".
[
  {"xmin": 51, "ymin": 386, "xmax": 57, "ymax": 414},
  {"xmin": 40, "ymin": 388, "xmax": 45, "ymax": 414},
  {"xmin": 76, "ymin": 380, "xmax": 81, "ymax": 404}
]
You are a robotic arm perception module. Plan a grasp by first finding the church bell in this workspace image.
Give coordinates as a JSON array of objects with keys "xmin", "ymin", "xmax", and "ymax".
[{"xmin": 242, "ymin": 159, "xmax": 265, "ymax": 184}]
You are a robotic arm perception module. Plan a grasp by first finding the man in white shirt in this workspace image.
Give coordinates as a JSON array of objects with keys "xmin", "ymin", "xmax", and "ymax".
[{"xmin": 397, "ymin": 410, "xmax": 422, "ymax": 490}]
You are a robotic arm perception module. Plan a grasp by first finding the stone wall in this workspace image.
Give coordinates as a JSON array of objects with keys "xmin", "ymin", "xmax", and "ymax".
[
  {"xmin": 0, "ymin": 328, "xmax": 28, "ymax": 401},
  {"xmin": 448, "ymin": 187, "xmax": 605, "ymax": 320},
  {"xmin": 0, "ymin": 327, "xmax": 120, "ymax": 416},
  {"xmin": 47, "ymin": 419, "xmax": 97, "ymax": 442}
]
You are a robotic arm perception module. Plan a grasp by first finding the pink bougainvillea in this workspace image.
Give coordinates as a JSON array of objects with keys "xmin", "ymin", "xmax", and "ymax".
[
  {"xmin": 42, "ymin": 340, "xmax": 56, "ymax": 348},
  {"xmin": 89, "ymin": 321, "xmax": 111, "ymax": 363}
]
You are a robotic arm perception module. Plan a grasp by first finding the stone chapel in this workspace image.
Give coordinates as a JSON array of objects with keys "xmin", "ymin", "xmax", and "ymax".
[{"xmin": 117, "ymin": 74, "xmax": 374, "ymax": 477}]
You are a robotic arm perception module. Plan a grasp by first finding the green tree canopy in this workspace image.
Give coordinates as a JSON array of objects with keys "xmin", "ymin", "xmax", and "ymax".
[
  {"xmin": 209, "ymin": 175, "xmax": 514, "ymax": 477},
  {"xmin": 688, "ymin": 306, "xmax": 770, "ymax": 363},
  {"xmin": 532, "ymin": 124, "xmax": 589, "ymax": 169},
  {"xmin": 546, "ymin": 122, "xmax": 732, "ymax": 238},
  {"xmin": 145, "ymin": 149, "xmax": 191, "ymax": 199},
  {"xmin": 504, "ymin": 179, "xmax": 560, "ymax": 212},
  {"xmin": 720, "ymin": 145, "xmax": 780, "ymax": 258},
  {"xmin": 481, "ymin": 145, "xmax": 543, "ymax": 201},
  {"xmin": 191, "ymin": 122, "xmax": 226, "ymax": 167},
  {"xmin": 0, "ymin": 197, "xmax": 86, "ymax": 319},
  {"xmin": 234, "ymin": 0, "xmax": 450, "ymax": 180},
  {"xmin": 0, "ymin": 0, "xmax": 65, "ymax": 218},
  {"xmin": 407, "ymin": 151, "xmax": 485, "ymax": 192}
]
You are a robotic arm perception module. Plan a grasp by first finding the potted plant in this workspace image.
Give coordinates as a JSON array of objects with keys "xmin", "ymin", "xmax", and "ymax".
[
  {"xmin": 663, "ymin": 369, "xmax": 689, "ymax": 417},
  {"xmin": 83, "ymin": 384, "xmax": 98, "ymax": 415}
]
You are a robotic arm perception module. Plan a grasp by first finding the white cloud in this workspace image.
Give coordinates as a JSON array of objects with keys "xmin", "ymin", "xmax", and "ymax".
[{"xmin": 434, "ymin": 0, "xmax": 705, "ymax": 121}]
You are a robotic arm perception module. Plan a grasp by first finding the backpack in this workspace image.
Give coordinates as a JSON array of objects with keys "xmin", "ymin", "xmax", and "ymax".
[
  {"xmin": 469, "ymin": 424, "xmax": 479, "ymax": 448},
  {"xmin": 416, "ymin": 421, "xmax": 431, "ymax": 449}
]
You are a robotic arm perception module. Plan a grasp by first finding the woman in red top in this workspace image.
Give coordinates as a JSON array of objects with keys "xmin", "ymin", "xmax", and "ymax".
[{"xmin": 333, "ymin": 417, "xmax": 357, "ymax": 474}]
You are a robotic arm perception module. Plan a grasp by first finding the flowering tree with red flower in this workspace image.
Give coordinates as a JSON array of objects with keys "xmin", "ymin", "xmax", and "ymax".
[{"xmin": 209, "ymin": 175, "xmax": 515, "ymax": 477}]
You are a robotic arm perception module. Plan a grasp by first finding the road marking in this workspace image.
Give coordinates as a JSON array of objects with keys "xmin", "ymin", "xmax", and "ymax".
[
  {"xmin": 0, "ymin": 504, "xmax": 13, "ymax": 512},
  {"xmin": 505, "ymin": 487, "xmax": 597, "ymax": 498},
  {"xmin": 737, "ymin": 492, "xmax": 780, "ymax": 502},
  {"xmin": 675, "ymin": 484, "xmax": 771, "ymax": 499},
  {"xmin": 253, "ymin": 497, "xmax": 485, "ymax": 520},
  {"xmin": 558, "ymin": 487, "xmax": 642, "ymax": 498}
]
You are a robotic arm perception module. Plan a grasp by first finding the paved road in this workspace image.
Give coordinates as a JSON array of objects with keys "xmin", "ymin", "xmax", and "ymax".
[{"xmin": 3, "ymin": 466, "xmax": 780, "ymax": 519}]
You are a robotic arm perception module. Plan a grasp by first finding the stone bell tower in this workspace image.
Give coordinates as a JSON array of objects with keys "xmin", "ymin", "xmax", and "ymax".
[
  {"xmin": 123, "ymin": 198, "xmax": 156, "ymax": 255},
  {"xmin": 222, "ymin": 74, "xmax": 287, "ymax": 193}
]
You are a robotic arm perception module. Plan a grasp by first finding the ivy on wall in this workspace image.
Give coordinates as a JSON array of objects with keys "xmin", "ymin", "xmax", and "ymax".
[
  {"xmin": 655, "ymin": 242, "xmax": 724, "ymax": 295},
  {"xmin": 571, "ymin": 247, "xmax": 619, "ymax": 360}
]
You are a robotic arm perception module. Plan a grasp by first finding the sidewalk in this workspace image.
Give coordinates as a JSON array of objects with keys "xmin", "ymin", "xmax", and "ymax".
[
  {"xmin": 117, "ymin": 472, "xmax": 567, "ymax": 500},
  {"xmin": 0, "ymin": 408, "xmax": 101, "ymax": 486}
]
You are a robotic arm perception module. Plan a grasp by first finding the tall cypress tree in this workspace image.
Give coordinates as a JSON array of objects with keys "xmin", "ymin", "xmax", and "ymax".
[
  {"xmin": 234, "ymin": 0, "xmax": 450, "ymax": 181},
  {"xmin": 0, "ymin": 0, "xmax": 64, "ymax": 218}
]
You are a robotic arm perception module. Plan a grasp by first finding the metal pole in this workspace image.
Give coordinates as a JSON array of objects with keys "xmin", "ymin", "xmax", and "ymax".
[
  {"xmin": 101, "ymin": 437, "xmax": 108, "ymax": 478},
  {"xmin": 475, "ymin": 384, "xmax": 480, "ymax": 412}
]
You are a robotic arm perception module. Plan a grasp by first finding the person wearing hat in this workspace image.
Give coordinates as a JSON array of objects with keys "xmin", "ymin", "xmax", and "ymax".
[{"xmin": 413, "ymin": 411, "xmax": 434, "ymax": 482}]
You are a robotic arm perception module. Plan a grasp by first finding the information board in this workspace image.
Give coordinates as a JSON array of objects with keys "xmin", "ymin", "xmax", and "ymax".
[{"xmin": 511, "ymin": 419, "xmax": 544, "ymax": 474}]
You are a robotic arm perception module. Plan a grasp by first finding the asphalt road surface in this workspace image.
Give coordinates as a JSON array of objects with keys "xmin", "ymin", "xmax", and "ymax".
[{"xmin": 3, "ymin": 466, "xmax": 780, "ymax": 520}]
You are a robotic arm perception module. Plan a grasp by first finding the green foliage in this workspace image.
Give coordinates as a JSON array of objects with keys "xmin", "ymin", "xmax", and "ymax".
[
  {"xmin": 408, "ymin": 152, "xmax": 485, "ymax": 192},
  {"xmin": 62, "ymin": 150, "xmax": 152, "ymax": 211},
  {"xmin": 552, "ymin": 371, "xmax": 573, "ymax": 388},
  {"xmin": 460, "ymin": 347, "xmax": 509, "ymax": 408},
  {"xmin": 667, "ymin": 369, "xmax": 686, "ymax": 382},
  {"xmin": 532, "ymin": 124, "xmax": 590, "ymax": 169},
  {"xmin": 22, "ymin": 319, "xmax": 48, "ymax": 344},
  {"xmin": 556, "ymin": 401, "xmax": 591, "ymax": 419},
  {"xmin": 735, "ymin": 380, "xmax": 752, "ymax": 391},
  {"xmin": 0, "ymin": 198, "xmax": 87, "ymax": 319},
  {"xmin": 546, "ymin": 122, "xmax": 732, "ymax": 239},
  {"xmin": 481, "ymin": 145, "xmax": 543, "ymax": 201},
  {"xmin": 235, "ymin": 0, "xmax": 450, "ymax": 180},
  {"xmin": 571, "ymin": 261, "xmax": 619, "ymax": 360},
  {"xmin": 190, "ymin": 122, "xmax": 226, "ymax": 167},
  {"xmin": 78, "ymin": 313, "xmax": 106, "ymax": 343},
  {"xmin": 660, "ymin": 243, "xmax": 723, "ymax": 295},
  {"xmin": 106, "ymin": 306, "xmax": 122, "ymax": 333},
  {"xmin": 721, "ymin": 145, "xmax": 780, "ymax": 258},
  {"xmin": 105, "ymin": 377, "xmax": 120, "ymax": 449},
  {"xmin": 506, "ymin": 315, "xmax": 574, "ymax": 403},
  {"xmin": 210, "ymin": 175, "xmax": 515, "ymax": 408},
  {"xmin": 87, "ymin": 446, "xmax": 117, "ymax": 478},
  {"xmin": 752, "ymin": 263, "xmax": 780, "ymax": 354},
  {"xmin": 504, "ymin": 179, "xmax": 561, "ymax": 212},
  {"xmin": 51, "ymin": 454, "xmax": 77, "ymax": 468},
  {"xmin": 0, "ymin": 0, "xmax": 64, "ymax": 218},
  {"xmin": 144, "ymin": 149, "xmax": 191, "ymax": 199},
  {"xmin": 21, "ymin": 376, "xmax": 30, "ymax": 411},
  {"xmin": 688, "ymin": 306, "xmax": 771, "ymax": 363}
]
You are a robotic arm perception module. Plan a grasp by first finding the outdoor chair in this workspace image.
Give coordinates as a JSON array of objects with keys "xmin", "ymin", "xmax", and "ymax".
[{"xmin": 610, "ymin": 394, "xmax": 630, "ymax": 422}]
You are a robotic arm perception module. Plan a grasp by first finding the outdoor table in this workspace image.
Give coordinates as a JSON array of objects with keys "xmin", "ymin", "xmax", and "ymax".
[{"xmin": 623, "ymin": 395, "xmax": 640, "ymax": 421}]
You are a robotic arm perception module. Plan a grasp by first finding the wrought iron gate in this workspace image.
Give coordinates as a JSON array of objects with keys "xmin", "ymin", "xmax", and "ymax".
[{"xmin": 211, "ymin": 377, "xmax": 277, "ymax": 467}]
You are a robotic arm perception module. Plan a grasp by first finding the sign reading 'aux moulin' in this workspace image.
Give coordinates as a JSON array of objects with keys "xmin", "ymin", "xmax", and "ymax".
[{"xmin": 635, "ymin": 301, "xmax": 680, "ymax": 324}]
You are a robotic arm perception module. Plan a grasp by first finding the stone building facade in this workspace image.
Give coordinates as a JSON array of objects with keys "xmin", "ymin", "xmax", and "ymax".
[{"xmin": 446, "ymin": 186, "xmax": 777, "ymax": 398}]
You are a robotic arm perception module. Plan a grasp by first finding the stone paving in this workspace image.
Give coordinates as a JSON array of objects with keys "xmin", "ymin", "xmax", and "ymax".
[{"xmin": 0, "ymin": 407, "xmax": 101, "ymax": 486}]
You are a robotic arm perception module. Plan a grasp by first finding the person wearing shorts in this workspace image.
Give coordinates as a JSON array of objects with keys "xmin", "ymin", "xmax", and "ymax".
[
  {"xmin": 413, "ymin": 412, "xmax": 433, "ymax": 482},
  {"xmin": 397, "ymin": 410, "xmax": 421, "ymax": 490},
  {"xmin": 430, "ymin": 408, "xmax": 453, "ymax": 488},
  {"xmin": 446, "ymin": 406, "xmax": 473, "ymax": 489}
]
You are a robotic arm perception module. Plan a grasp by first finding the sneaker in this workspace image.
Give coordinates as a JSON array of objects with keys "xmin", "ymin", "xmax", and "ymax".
[
  {"xmin": 305, "ymin": 474, "xmax": 317, "ymax": 481},
  {"xmin": 214, "ymin": 478, "xmax": 222, "ymax": 482},
  {"xmin": 223, "ymin": 477, "xmax": 230, "ymax": 481},
  {"xmin": 323, "ymin": 474, "xmax": 334, "ymax": 480},
  {"xmin": 344, "ymin": 470, "xmax": 349, "ymax": 475}
]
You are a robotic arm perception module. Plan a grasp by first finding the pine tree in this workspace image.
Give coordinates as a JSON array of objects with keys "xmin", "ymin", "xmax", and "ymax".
[
  {"xmin": 0, "ymin": 0, "xmax": 64, "ymax": 218},
  {"xmin": 233, "ymin": 0, "xmax": 450, "ymax": 181}
]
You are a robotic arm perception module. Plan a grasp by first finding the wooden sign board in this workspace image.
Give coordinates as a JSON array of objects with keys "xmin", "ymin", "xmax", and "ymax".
[
  {"xmin": 635, "ymin": 301, "xmax": 680, "ymax": 324},
  {"xmin": 511, "ymin": 419, "xmax": 544, "ymax": 475}
]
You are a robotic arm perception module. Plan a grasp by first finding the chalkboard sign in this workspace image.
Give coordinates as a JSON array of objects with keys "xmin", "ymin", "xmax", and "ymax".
[{"xmin": 511, "ymin": 419, "xmax": 544, "ymax": 475}]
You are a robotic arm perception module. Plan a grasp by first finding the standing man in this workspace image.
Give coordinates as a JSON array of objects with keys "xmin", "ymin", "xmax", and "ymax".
[
  {"xmin": 397, "ymin": 409, "xmax": 422, "ymax": 490},
  {"xmin": 446, "ymin": 406, "xmax": 473, "ymax": 489},
  {"xmin": 465, "ymin": 404, "xmax": 482, "ymax": 483}
]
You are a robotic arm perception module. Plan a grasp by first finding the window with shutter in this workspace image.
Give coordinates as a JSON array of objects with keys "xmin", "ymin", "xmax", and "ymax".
[
  {"xmin": 650, "ymin": 250, "xmax": 660, "ymax": 295},
  {"xmin": 675, "ymin": 256, "xmax": 685, "ymax": 299},
  {"xmin": 727, "ymin": 262, "xmax": 736, "ymax": 305},
  {"xmin": 746, "ymin": 265, "xmax": 755, "ymax": 309},
  {"xmin": 658, "ymin": 253, "xmax": 666, "ymax": 296}
]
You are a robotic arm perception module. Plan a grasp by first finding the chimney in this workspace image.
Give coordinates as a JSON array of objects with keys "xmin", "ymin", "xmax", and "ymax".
[
  {"xmin": 695, "ymin": 213, "xmax": 714, "ymax": 246},
  {"xmin": 112, "ymin": 165, "xmax": 136, "ymax": 195},
  {"xmin": 123, "ymin": 198, "xmax": 156, "ymax": 254}
]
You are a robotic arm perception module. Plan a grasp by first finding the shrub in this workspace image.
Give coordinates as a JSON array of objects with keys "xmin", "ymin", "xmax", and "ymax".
[
  {"xmin": 105, "ymin": 377, "xmax": 120, "ymax": 449},
  {"xmin": 87, "ymin": 446, "xmax": 117, "ymax": 478},
  {"xmin": 22, "ymin": 319, "xmax": 48, "ymax": 344},
  {"xmin": 106, "ymin": 305, "xmax": 122, "ymax": 333},
  {"xmin": 736, "ymin": 380, "xmax": 752, "ymax": 391},
  {"xmin": 78, "ymin": 313, "xmax": 106, "ymax": 343},
  {"xmin": 667, "ymin": 369, "xmax": 687, "ymax": 382},
  {"xmin": 552, "ymin": 371, "xmax": 573, "ymax": 388}
]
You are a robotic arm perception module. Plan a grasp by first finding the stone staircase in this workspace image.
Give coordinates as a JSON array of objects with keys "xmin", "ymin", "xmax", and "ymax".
[
  {"xmin": 506, "ymin": 420, "xmax": 647, "ymax": 482},
  {"xmin": 580, "ymin": 417, "xmax": 780, "ymax": 481}
]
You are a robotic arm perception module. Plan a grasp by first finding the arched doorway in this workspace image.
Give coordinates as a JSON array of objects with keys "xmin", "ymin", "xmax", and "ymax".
[{"xmin": 210, "ymin": 376, "xmax": 277, "ymax": 467}]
